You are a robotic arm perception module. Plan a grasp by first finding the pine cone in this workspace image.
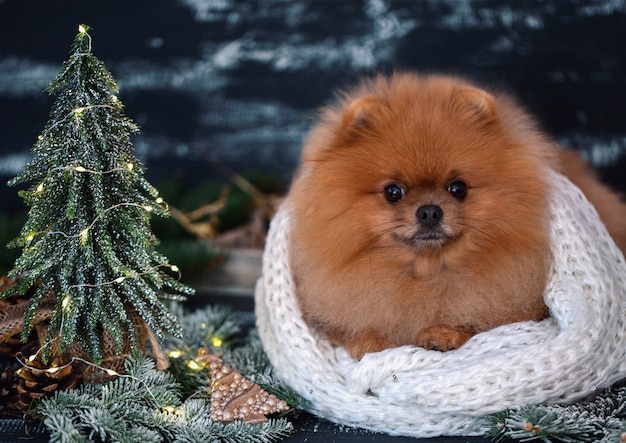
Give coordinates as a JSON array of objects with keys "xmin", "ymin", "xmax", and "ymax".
[
  {"xmin": 0, "ymin": 366, "xmax": 19, "ymax": 414},
  {"xmin": 15, "ymin": 353, "xmax": 82, "ymax": 413},
  {"xmin": 0, "ymin": 275, "xmax": 54, "ymax": 358}
]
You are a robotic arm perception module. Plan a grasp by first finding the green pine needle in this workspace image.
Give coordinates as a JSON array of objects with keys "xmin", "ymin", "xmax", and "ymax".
[
  {"xmin": 38, "ymin": 355, "xmax": 295, "ymax": 443},
  {"xmin": 488, "ymin": 387, "xmax": 626, "ymax": 443}
]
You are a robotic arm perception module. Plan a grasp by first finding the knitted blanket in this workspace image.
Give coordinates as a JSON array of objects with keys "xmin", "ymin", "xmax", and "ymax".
[{"xmin": 255, "ymin": 171, "xmax": 626, "ymax": 438}]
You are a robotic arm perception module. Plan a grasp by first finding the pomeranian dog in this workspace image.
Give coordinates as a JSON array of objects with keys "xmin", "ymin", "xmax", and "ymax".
[{"xmin": 288, "ymin": 72, "xmax": 626, "ymax": 359}]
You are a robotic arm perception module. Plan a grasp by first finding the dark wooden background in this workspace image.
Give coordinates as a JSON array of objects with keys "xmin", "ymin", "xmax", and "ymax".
[{"xmin": 1, "ymin": 0, "xmax": 625, "ymax": 213}]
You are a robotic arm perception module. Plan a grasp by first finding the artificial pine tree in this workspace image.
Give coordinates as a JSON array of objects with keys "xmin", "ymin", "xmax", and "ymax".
[{"xmin": 1, "ymin": 25, "xmax": 193, "ymax": 364}]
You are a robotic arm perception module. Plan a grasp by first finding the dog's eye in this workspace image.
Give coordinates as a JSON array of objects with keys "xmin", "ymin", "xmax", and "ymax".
[
  {"xmin": 447, "ymin": 181, "xmax": 468, "ymax": 200},
  {"xmin": 384, "ymin": 183, "xmax": 406, "ymax": 203}
]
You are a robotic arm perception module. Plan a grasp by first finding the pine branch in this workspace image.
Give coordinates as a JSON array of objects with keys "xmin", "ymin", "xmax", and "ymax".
[
  {"xmin": 163, "ymin": 305, "xmax": 308, "ymax": 410},
  {"xmin": 172, "ymin": 400, "xmax": 293, "ymax": 443},
  {"xmin": 488, "ymin": 387, "xmax": 626, "ymax": 443},
  {"xmin": 165, "ymin": 304, "xmax": 247, "ymax": 353},
  {"xmin": 163, "ymin": 305, "xmax": 250, "ymax": 397},
  {"xmin": 37, "ymin": 356, "xmax": 295, "ymax": 442},
  {"xmin": 38, "ymin": 357, "xmax": 180, "ymax": 442}
]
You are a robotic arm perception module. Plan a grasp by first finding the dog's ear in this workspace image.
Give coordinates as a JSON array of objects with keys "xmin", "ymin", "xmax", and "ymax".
[
  {"xmin": 301, "ymin": 96, "xmax": 389, "ymax": 162},
  {"xmin": 451, "ymin": 85, "xmax": 498, "ymax": 125},
  {"xmin": 339, "ymin": 96, "xmax": 390, "ymax": 137}
]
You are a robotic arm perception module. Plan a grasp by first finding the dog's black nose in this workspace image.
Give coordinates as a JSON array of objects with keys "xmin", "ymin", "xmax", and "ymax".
[{"xmin": 416, "ymin": 205, "xmax": 443, "ymax": 228}]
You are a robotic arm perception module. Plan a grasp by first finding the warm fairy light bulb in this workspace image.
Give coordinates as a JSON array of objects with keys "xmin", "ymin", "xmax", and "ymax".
[
  {"xmin": 143, "ymin": 205, "xmax": 153, "ymax": 212},
  {"xmin": 168, "ymin": 350, "xmax": 182, "ymax": 359},
  {"xmin": 156, "ymin": 197, "xmax": 164, "ymax": 204},
  {"xmin": 25, "ymin": 233, "xmax": 35, "ymax": 243},
  {"xmin": 28, "ymin": 354, "xmax": 37, "ymax": 362},
  {"xmin": 127, "ymin": 162, "xmax": 134, "ymax": 171},
  {"xmin": 62, "ymin": 295, "xmax": 70, "ymax": 310},
  {"xmin": 78, "ymin": 24, "xmax": 87, "ymax": 34},
  {"xmin": 114, "ymin": 276, "xmax": 126, "ymax": 283},
  {"xmin": 74, "ymin": 166, "xmax": 87, "ymax": 172},
  {"xmin": 47, "ymin": 367, "xmax": 60, "ymax": 374},
  {"xmin": 163, "ymin": 406, "xmax": 177, "ymax": 414},
  {"xmin": 212, "ymin": 337, "xmax": 223, "ymax": 348},
  {"xmin": 170, "ymin": 265, "xmax": 179, "ymax": 273},
  {"xmin": 36, "ymin": 183, "xmax": 44, "ymax": 193},
  {"xmin": 187, "ymin": 360, "xmax": 201, "ymax": 371},
  {"xmin": 104, "ymin": 368, "xmax": 119, "ymax": 376},
  {"xmin": 74, "ymin": 107, "xmax": 86, "ymax": 114},
  {"xmin": 79, "ymin": 227, "xmax": 89, "ymax": 243}
]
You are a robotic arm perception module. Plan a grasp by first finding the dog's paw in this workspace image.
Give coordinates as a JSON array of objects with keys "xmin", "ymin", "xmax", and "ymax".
[
  {"xmin": 343, "ymin": 332, "xmax": 395, "ymax": 360},
  {"xmin": 415, "ymin": 325, "xmax": 472, "ymax": 351}
]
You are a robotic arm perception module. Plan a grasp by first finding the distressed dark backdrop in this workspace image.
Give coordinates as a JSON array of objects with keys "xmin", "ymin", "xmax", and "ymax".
[{"xmin": 1, "ymin": 1, "xmax": 625, "ymax": 213}]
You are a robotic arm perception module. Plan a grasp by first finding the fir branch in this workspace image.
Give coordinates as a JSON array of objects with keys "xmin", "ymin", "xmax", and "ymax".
[
  {"xmin": 172, "ymin": 400, "xmax": 293, "ymax": 443},
  {"xmin": 164, "ymin": 305, "xmax": 308, "ymax": 411},
  {"xmin": 163, "ymin": 305, "xmax": 250, "ymax": 398},
  {"xmin": 38, "ymin": 357, "xmax": 181, "ymax": 442},
  {"xmin": 488, "ymin": 387, "xmax": 626, "ymax": 443},
  {"xmin": 166, "ymin": 304, "xmax": 247, "ymax": 353},
  {"xmin": 44, "ymin": 412, "xmax": 89, "ymax": 443},
  {"xmin": 37, "ymin": 356, "xmax": 295, "ymax": 442}
]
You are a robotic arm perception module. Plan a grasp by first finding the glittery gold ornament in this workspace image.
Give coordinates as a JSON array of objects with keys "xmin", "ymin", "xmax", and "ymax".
[{"xmin": 196, "ymin": 348, "xmax": 289, "ymax": 424}]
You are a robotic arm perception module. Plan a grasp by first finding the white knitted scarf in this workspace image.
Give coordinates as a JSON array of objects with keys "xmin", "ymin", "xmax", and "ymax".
[{"xmin": 255, "ymin": 171, "xmax": 626, "ymax": 438}]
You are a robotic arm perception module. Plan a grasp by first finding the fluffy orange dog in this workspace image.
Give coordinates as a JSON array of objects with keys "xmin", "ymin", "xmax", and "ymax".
[{"xmin": 288, "ymin": 73, "xmax": 626, "ymax": 359}]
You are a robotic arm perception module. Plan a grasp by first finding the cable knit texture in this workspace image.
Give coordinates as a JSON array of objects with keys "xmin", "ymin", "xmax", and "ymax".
[{"xmin": 255, "ymin": 171, "xmax": 626, "ymax": 438}]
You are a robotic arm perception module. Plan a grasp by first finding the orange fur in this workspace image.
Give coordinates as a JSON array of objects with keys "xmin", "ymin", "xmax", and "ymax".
[{"xmin": 288, "ymin": 72, "xmax": 626, "ymax": 359}]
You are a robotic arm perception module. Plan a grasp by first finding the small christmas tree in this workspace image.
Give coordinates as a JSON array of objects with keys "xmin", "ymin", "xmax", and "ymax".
[{"xmin": 2, "ymin": 25, "xmax": 194, "ymax": 364}]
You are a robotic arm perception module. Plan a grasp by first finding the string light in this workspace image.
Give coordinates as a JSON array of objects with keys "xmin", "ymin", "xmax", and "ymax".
[
  {"xmin": 211, "ymin": 337, "xmax": 223, "ymax": 348},
  {"xmin": 46, "ymin": 104, "xmax": 115, "ymax": 133},
  {"xmin": 42, "ymin": 201, "xmax": 164, "ymax": 242},
  {"xmin": 127, "ymin": 162, "xmax": 134, "ymax": 171},
  {"xmin": 70, "ymin": 165, "xmax": 130, "ymax": 175},
  {"xmin": 15, "ymin": 353, "xmax": 166, "ymax": 406},
  {"xmin": 77, "ymin": 24, "xmax": 92, "ymax": 53},
  {"xmin": 168, "ymin": 350, "xmax": 183, "ymax": 359},
  {"xmin": 61, "ymin": 295, "xmax": 71, "ymax": 311},
  {"xmin": 36, "ymin": 183, "xmax": 44, "ymax": 193},
  {"xmin": 187, "ymin": 360, "xmax": 202, "ymax": 371},
  {"xmin": 79, "ymin": 227, "xmax": 89, "ymax": 244},
  {"xmin": 63, "ymin": 262, "xmax": 181, "ymax": 293}
]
